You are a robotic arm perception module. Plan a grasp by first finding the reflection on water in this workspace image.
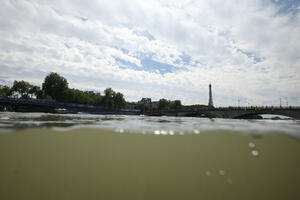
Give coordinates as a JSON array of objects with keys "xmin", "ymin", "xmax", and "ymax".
[{"xmin": 0, "ymin": 112, "xmax": 300, "ymax": 138}]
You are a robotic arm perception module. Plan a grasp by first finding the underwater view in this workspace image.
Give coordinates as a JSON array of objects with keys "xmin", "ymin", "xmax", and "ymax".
[
  {"xmin": 0, "ymin": 112, "xmax": 299, "ymax": 200},
  {"xmin": 1, "ymin": 0, "xmax": 300, "ymax": 199}
]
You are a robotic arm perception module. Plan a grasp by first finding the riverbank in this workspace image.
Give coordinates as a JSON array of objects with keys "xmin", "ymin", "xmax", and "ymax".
[{"xmin": 0, "ymin": 128, "xmax": 299, "ymax": 200}]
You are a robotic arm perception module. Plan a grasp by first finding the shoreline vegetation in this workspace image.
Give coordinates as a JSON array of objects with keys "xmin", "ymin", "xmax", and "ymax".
[{"xmin": 0, "ymin": 72, "xmax": 210, "ymax": 112}]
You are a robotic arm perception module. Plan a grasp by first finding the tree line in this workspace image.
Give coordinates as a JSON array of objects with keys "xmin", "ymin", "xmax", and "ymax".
[
  {"xmin": 0, "ymin": 80, "xmax": 42, "ymax": 99},
  {"xmin": 157, "ymin": 99, "xmax": 182, "ymax": 110},
  {"xmin": 0, "ymin": 72, "xmax": 210, "ymax": 110},
  {"xmin": 133, "ymin": 99, "xmax": 210, "ymax": 111},
  {"xmin": 0, "ymin": 72, "xmax": 126, "ymax": 108},
  {"xmin": 132, "ymin": 98, "xmax": 183, "ymax": 111}
]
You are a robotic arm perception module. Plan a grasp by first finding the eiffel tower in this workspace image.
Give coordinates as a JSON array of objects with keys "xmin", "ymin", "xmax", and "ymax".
[{"xmin": 208, "ymin": 83, "xmax": 213, "ymax": 107}]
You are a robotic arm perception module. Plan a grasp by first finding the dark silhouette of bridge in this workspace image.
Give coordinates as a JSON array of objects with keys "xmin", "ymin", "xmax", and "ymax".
[
  {"xmin": 145, "ymin": 107, "xmax": 300, "ymax": 119},
  {"xmin": 0, "ymin": 96, "xmax": 140, "ymax": 114},
  {"xmin": 1, "ymin": 96, "xmax": 300, "ymax": 119}
]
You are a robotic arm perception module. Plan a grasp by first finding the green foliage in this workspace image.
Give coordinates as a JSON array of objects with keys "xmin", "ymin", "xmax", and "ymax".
[
  {"xmin": 42, "ymin": 72, "xmax": 68, "ymax": 101},
  {"xmin": 11, "ymin": 80, "xmax": 30, "ymax": 98},
  {"xmin": 158, "ymin": 98, "xmax": 169, "ymax": 110},
  {"xmin": 158, "ymin": 99, "xmax": 182, "ymax": 110},
  {"xmin": 169, "ymin": 100, "xmax": 182, "ymax": 110},
  {"xmin": 64, "ymin": 88, "xmax": 103, "ymax": 105},
  {"xmin": 29, "ymin": 86, "xmax": 41, "ymax": 98},
  {"xmin": 0, "ymin": 84, "xmax": 12, "ymax": 97},
  {"xmin": 10, "ymin": 81, "xmax": 42, "ymax": 99},
  {"xmin": 102, "ymin": 88, "xmax": 126, "ymax": 108},
  {"xmin": 0, "ymin": 74, "xmax": 200, "ymax": 111},
  {"xmin": 63, "ymin": 88, "xmax": 125, "ymax": 108},
  {"xmin": 0, "ymin": 73, "xmax": 125, "ymax": 109},
  {"xmin": 114, "ymin": 92, "xmax": 126, "ymax": 108},
  {"xmin": 83, "ymin": 91, "xmax": 103, "ymax": 105},
  {"xmin": 103, "ymin": 88, "xmax": 115, "ymax": 107},
  {"xmin": 11, "ymin": 80, "xmax": 40, "ymax": 98}
]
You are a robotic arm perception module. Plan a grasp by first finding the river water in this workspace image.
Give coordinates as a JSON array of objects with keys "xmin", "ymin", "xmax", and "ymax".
[
  {"xmin": 0, "ymin": 112, "xmax": 300, "ymax": 200},
  {"xmin": 1, "ymin": 112, "xmax": 300, "ymax": 137}
]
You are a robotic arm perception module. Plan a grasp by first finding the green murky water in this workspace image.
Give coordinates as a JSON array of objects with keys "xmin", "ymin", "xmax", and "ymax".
[{"xmin": 0, "ymin": 112, "xmax": 300, "ymax": 200}]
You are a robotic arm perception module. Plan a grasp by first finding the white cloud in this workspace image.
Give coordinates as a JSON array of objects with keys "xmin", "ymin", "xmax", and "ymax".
[{"xmin": 0, "ymin": 0, "xmax": 299, "ymax": 106}]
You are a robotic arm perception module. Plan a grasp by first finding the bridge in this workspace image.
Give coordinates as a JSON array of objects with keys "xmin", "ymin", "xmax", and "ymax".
[
  {"xmin": 0, "ymin": 96, "xmax": 140, "ymax": 114},
  {"xmin": 145, "ymin": 107, "xmax": 300, "ymax": 119},
  {"xmin": 1, "ymin": 96, "xmax": 300, "ymax": 119}
]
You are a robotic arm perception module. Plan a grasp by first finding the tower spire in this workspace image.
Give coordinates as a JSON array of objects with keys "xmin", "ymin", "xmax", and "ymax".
[{"xmin": 208, "ymin": 83, "xmax": 213, "ymax": 107}]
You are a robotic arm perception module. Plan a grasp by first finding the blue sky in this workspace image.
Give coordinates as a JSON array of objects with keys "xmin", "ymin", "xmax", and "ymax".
[{"xmin": 0, "ymin": 0, "xmax": 299, "ymax": 106}]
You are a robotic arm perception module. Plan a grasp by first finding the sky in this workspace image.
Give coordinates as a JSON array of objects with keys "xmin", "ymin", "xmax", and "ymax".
[{"xmin": 0, "ymin": 0, "xmax": 299, "ymax": 106}]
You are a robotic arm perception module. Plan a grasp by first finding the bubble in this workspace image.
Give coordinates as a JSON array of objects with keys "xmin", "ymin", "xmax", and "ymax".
[
  {"xmin": 205, "ymin": 171, "xmax": 212, "ymax": 176},
  {"xmin": 248, "ymin": 142, "xmax": 256, "ymax": 149},
  {"xmin": 219, "ymin": 170, "xmax": 225, "ymax": 176},
  {"xmin": 193, "ymin": 129, "xmax": 200, "ymax": 134},
  {"xmin": 251, "ymin": 150, "xmax": 259, "ymax": 157},
  {"xmin": 119, "ymin": 128, "xmax": 124, "ymax": 133},
  {"xmin": 154, "ymin": 130, "xmax": 160, "ymax": 135}
]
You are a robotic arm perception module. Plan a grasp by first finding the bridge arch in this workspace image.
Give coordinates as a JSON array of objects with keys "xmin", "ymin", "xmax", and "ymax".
[
  {"xmin": 233, "ymin": 110, "xmax": 299, "ymax": 120},
  {"xmin": 233, "ymin": 113, "xmax": 263, "ymax": 119}
]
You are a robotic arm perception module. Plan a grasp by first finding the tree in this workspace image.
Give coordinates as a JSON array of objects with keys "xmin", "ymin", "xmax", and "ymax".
[
  {"xmin": 114, "ymin": 92, "xmax": 126, "ymax": 108},
  {"xmin": 103, "ymin": 88, "xmax": 116, "ymax": 107},
  {"xmin": 158, "ymin": 98, "xmax": 169, "ymax": 110},
  {"xmin": 170, "ymin": 100, "xmax": 182, "ymax": 109},
  {"xmin": 134, "ymin": 104, "xmax": 148, "ymax": 112},
  {"xmin": 36, "ymin": 89, "xmax": 44, "ymax": 99},
  {"xmin": 93, "ymin": 93, "xmax": 103, "ymax": 105},
  {"xmin": 28, "ymin": 85, "xmax": 41, "ymax": 98},
  {"xmin": 0, "ymin": 84, "xmax": 12, "ymax": 97},
  {"xmin": 42, "ymin": 72, "xmax": 68, "ymax": 101},
  {"xmin": 100, "ymin": 88, "xmax": 126, "ymax": 108},
  {"xmin": 11, "ymin": 80, "xmax": 31, "ymax": 98}
]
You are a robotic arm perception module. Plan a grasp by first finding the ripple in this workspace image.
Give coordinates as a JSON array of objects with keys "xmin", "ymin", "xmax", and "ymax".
[{"xmin": 0, "ymin": 112, "xmax": 300, "ymax": 138}]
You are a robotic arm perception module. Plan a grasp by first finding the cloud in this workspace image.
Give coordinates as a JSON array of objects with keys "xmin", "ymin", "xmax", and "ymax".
[{"xmin": 0, "ymin": 0, "xmax": 299, "ymax": 106}]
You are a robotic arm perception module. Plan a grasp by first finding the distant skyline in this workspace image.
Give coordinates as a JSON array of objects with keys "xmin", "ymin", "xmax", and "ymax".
[{"xmin": 0, "ymin": 0, "xmax": 299, "ymax": 106}]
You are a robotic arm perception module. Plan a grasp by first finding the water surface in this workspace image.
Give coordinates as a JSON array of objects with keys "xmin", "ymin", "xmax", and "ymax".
[
  {"xmin": 0, "ymin": 112, "xmax": 299, "ymax": 200},
  {"xmin": 1, "ymin": 112, "xmax": 300, "ymax": 137}
]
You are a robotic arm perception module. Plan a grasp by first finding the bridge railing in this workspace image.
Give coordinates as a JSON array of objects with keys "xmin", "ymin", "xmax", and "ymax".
[
  {"xmin": 0, "ymin": 96, "xmax": 141, "ymax": 113},
  {"xmin": 216, "ymin": 106, "xmax": 300, "ymax": 110},
  {"xmin": 154, "ymin": 106, "xmax": 300, "ymax": 113},
  {"xmin": 1, "ymin": 96, "xmax": 299, "ymax": 112}
]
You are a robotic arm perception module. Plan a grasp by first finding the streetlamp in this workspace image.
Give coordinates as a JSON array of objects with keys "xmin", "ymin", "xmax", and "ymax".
[{"xmin": 280, "ymin": 98, "xmax": 282, "ymax": 108}]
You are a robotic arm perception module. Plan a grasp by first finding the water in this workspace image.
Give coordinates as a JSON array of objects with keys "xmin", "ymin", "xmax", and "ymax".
[
  {"xmin": 0, "ymin": 112, "xmax": 300, "ymax": 200},
  {"xmin": 1, "ymin": 112, "xmax": 300, "ymax": 138}
]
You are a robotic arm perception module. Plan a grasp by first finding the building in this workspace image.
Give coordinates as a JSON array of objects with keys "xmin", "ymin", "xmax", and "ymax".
[
  {"xmin": 208, "ymin": 84, "xmax": 213, "ymax": 107},
  {"xmin": 138, "ymin": 98, "xmax": 152, "ymax": 108},
  {"xmin": 137, "ymin": 98, "xmax": 159, "ymax": 109}
]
